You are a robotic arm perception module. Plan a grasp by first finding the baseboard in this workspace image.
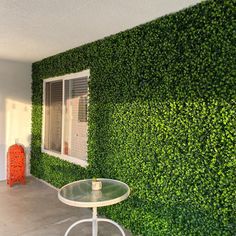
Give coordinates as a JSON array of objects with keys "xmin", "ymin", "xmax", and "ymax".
[{"xmin": 31, "ymin": 175, "xmax": 59, "ymax": 191}]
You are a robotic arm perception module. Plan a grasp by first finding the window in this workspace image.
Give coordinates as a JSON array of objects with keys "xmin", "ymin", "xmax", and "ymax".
[{"xmin": 42, "ymin": 70, "xmax": 89, "ymax": 167}]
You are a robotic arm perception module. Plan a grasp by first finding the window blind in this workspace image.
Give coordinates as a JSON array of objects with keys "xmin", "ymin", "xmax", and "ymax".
[{"xmin": 44, "ymin": 81, "xmax": 62, "ymax": 152}]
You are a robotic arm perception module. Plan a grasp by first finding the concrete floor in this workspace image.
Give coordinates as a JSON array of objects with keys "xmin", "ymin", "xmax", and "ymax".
[{"xmin": 0, "ymin": 177, "xmax": 132, "ymax": 236}]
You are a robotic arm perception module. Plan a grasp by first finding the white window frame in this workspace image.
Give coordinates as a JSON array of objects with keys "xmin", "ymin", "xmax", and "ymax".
[{"xmin": 42, "ymin": 69, "xmax": 90, "ymax": 168}]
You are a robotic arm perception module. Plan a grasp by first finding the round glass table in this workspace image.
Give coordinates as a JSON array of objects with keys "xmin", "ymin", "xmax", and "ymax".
[{"xmin": 58, "ymin": 178, "xmax": 130, "ymax": 236}]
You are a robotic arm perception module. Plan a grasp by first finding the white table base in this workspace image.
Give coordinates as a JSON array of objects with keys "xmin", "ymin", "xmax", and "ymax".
[{"xmin": 65, "ymin": 207, "xmax": 125, "ymax": 236}]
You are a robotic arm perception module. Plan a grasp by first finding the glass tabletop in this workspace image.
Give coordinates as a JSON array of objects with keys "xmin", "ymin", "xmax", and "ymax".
[{"xmin": 58, "ymin": 179, "xmax": 130, "ymax": 208}]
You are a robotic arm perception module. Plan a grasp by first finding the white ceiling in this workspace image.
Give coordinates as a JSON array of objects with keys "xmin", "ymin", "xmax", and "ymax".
[{"xmin": 0, "ymin": 0, "xmax": 202, "ymax": 63}]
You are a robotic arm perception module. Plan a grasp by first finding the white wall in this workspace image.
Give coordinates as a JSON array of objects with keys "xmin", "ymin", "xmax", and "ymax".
[{"xmin": 0, "ymin": 59, "xmax": 31, "ymax": 181}]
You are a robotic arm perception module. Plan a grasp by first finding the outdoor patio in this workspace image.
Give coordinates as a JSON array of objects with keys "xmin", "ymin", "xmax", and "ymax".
[
  {"xmin": 0, "ymin": 1, "xmax": 234, "ymax": 235},
  {"xmin": 0, "ymin": 177, "xmax": 132, "ymax": 236}
]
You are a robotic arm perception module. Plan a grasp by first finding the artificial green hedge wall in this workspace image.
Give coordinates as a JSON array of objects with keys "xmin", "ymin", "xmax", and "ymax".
[{"xmin": 31, "ymin": 0, "xmax": 235, "ymax": 235}]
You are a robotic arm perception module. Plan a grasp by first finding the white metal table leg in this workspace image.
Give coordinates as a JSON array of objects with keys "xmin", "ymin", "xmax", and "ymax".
[
  {"xmin": 92, "ymin": 207, "xmax": 98, "ymax": 236},
  {"xmin": 65, "ymin": 207, "xmax": 126, "ymax": 236},
  {"xmin": 64, "ymin": 218, "xmax": 92, "ymax": 236}
]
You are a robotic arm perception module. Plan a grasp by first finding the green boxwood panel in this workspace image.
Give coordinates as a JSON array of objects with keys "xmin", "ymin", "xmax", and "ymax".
[{"xmin": 31, "ymin": 0, "xmax": 236, "ymax": 235}]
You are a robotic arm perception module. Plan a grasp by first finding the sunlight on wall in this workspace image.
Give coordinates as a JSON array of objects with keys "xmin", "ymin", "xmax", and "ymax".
[
  {"xmin": 0, "ymin": 94, "xmax": 6, "ymax": 180},
  {"xmin": 5, "ymin": 99, "xmax": 31, "ymax": 177},
  {"xmin": 0, "ymin": 59, "xmax": 31, "ymax": 181}
]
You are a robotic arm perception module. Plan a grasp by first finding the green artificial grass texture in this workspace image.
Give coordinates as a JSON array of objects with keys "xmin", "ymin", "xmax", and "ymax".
[{"xmin": 31, "ymin": 0, "xmax": 235, "ymax": 235}]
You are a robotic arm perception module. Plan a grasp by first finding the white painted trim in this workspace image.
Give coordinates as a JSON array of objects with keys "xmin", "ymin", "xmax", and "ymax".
[
  {"xmin": 42, "ymin": 149, "xmax": 88, "ymax": 167},
  {"xmin": 42, "ymin": 80, "xmax": 46, "ymax": 156},
  {"xmin": 41, "ymin": 69, "xmax": 90, "ymax": 168},
  {"xmin": 44, "ymin": 69, "xmax": 90, "ymax": 82},
  {"xmin": 61, "ymin": 79, "xmax": 65, "ymax": 156}
]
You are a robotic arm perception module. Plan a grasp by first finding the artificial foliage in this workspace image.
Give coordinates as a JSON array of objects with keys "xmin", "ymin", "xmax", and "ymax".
[{"xmin": 31, "ymin": 0, "xmax": 235, "ymax": 235}]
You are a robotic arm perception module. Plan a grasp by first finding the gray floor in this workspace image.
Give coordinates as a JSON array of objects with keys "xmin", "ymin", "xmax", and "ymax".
[{"xmin": 0, "ymin": 177, "xmax": 132, "ymax": 236}]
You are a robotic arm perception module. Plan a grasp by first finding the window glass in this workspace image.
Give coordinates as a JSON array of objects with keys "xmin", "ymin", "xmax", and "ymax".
[
  {"xmin": 43, "ymin": 73, "xmax": 89, "ymax": 162},
  {"xmin": 44, "ymin": 81, "xmax": 62, "ymax": 153},
  {"xmin": 63, "ymin": 77, "xmax": 88, "ymax": 160}
]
